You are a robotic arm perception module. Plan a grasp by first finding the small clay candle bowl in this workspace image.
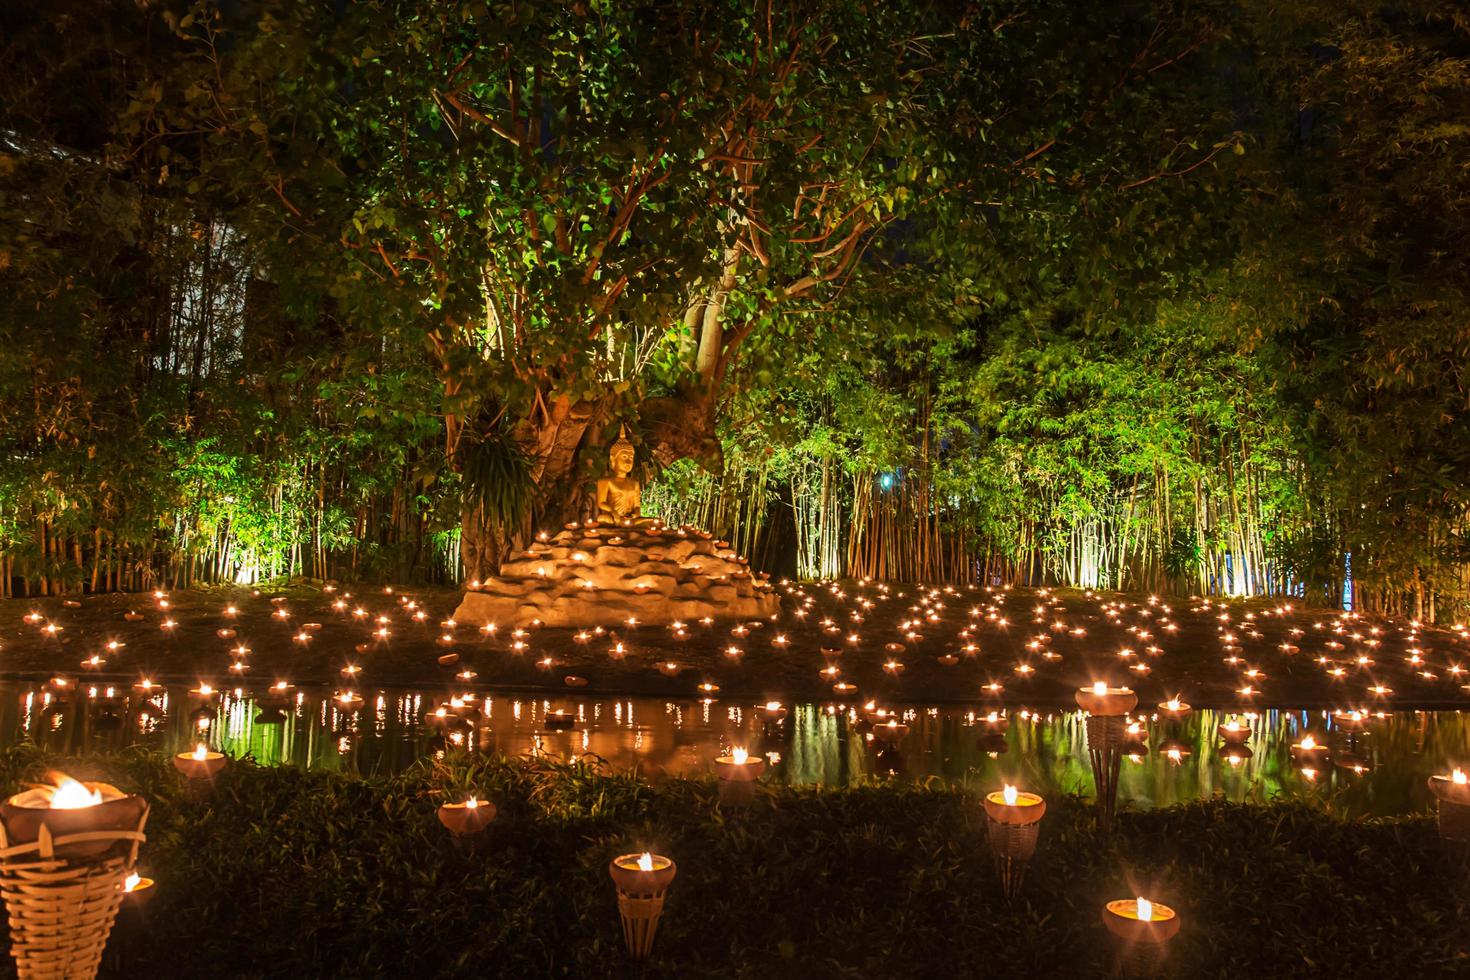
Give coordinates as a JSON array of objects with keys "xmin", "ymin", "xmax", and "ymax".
[
  {"xmin": 545, "ymin": 709, "xmax": 575, "ymax": 731},
  {"xmin": 1217, "ymin": 721, "xmax": 1251, "ymax": 745},
  {"xmin": 1428, "ymin": 770, "xmax": 1470, "ymax": 807},
  {"xmin": 980, "ymin": 712, "xmax": 1010, "ymax": 733},
  {"xmin": 1221, "ymin": 745, "xmax": 1255, "ymax": 766},
  {"xmin": 1158, "ymin": 738, "xmax": 1192, "ymax": 763},
  {"xmin": 1122, "ymin": 723, "xmax": 1150, "ymax": 757},
  {"xmin": 173, "ymin": 745, "xmax": 226, "ymax": 780},
  {"xmin": 46, "ymin": 676, "xmax": 77, "ymax": 696},
  {"xmin": 761, "ymin": 702, "xmax": 788, "ymax": 722},
  {"xmin": 983, "ymin": 787, "xmax": 1046, "ymax": 826},
  {"xmin": 714, "ymin": 749, "xmax": 765, "ymax": 782},
  {"xmin": 609, "ymin": 852, "xmax": 677, "ymax": 896},
  {"xmin": 121, "ymin": 872, "xmax": 156, "ymax": 907},
  {"xmin": 1333, "ymin": 710, "xmax": 1368, "ymax": 733},
  {"xmin": 1075, "ymin": 684, "xmax": 1137, "ymax": 716},
  {"xmin": 438, "ymin": 797, "xmax": 496, "ymax": 837},
  {"xmin": 874, "ymin": 720, "xmax": 910, "ymax": 744},
  {"xmin": 1156, "ymin": 698, "xmax": 1191, "ymax": 721},
  {"xmin": 1289, "ymin": 734, "xmax": 1329, "ymax": 763},
  {"xmin": 1, "ymin": 776, "xmax": 148, "ymax": 858},
  {"xmin": 333, "ymin": 692, "xmax": 365, "ymax": 711},
  {"xmin": 446, "ymin": 696, "xmax": 483, "ymax": 721},
  {"xmin": 187, "ymin": 684, "xmax": 219, "ymax": 703},
  {"xmin": 1103, "ymin": 898, "xmax": 1181, "ymax": 944}
]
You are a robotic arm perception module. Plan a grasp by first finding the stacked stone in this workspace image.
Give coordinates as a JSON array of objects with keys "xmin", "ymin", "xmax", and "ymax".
[{"xmin": 454, "ymin": 521, "xmax": 779, "ymax": 627}]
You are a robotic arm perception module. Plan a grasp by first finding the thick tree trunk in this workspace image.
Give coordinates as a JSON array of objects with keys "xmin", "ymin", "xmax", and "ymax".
[{"xmin": 458, "ymin": 386, "xmax": 723, "ymax": 581}]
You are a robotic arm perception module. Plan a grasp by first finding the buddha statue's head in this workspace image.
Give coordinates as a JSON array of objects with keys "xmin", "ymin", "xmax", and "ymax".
[{"xmin": 609, "ymin": 425, "xmax": 635, "ymax": 478}]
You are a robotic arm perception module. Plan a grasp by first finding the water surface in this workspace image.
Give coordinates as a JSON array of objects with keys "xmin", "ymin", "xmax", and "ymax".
[{"xmin": 10, "ymin": 682, "xmax": 1464, "ymax": 816}]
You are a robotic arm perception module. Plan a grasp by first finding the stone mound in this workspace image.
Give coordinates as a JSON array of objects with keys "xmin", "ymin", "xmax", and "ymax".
[{"xmin": 452, "ymin": 520, "xmax": 780, "ymax": 628}]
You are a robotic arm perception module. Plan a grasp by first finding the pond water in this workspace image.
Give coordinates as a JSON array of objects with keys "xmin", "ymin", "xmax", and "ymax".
[{"xmin": 9, "ymin": 681, "xmax": 1465, "ymax": 817}]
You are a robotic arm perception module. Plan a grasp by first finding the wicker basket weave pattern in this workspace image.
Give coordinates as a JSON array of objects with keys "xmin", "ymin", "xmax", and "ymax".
[{"xmin": 0, "ymin": 807, "xmax": 148, "ymax": 980}]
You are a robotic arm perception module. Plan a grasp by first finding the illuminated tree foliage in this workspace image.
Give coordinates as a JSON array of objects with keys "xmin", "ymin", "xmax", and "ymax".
[{"xmin": 2, "ymin": 1, "xmax": 1468, "ymax": 617}]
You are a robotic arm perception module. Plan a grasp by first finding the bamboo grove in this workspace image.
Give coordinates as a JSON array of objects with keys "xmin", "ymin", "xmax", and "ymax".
[{"xmin": 2, "ymin": 1, "xmax": 1469, "ymax": 622}]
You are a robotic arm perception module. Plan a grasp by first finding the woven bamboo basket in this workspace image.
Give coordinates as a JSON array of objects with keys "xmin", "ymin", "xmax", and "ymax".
[{"xmin": 0, "ymin": 803, "xmax": 148, "ymax": 980}]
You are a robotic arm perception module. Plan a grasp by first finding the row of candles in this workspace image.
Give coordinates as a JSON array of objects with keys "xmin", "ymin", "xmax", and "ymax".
[
  {"xmin": 21, "ymin": 574, "xmax": 1467, "ymax": 718},
  {"xmin": 12, "ymin": 686, "xmax": 1469, "ymax": 971}
]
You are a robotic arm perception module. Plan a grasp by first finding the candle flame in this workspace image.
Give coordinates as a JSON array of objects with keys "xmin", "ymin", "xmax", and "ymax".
[
  {"xmin": 1136, "ymin": 897, "xmax": 1153, "ymax": 921},
  {"xmin": 1453, "ymin": 768, "xmax": 1467, "ymax": 785},
  {"xmin": 465, "ymin": 796, "xmax": 479, "ymax": 809},
  {"xmin": 1165, "ymin": 697, "xmax": 1182, "ymax": 711},
  {"xmin": 1299, "ymin": 735, "xmax": 1317, "ymax": 751},
  {"xmin": 123, "ymin": 872, "xmax": 141, "ymax": 893},
  {"xmin": 48, "ymin": 776, "xmax": 102, "ymax": 809},
  {"xmin": 1092, "ymin": 681, "xmax": 1108, "ymax": 696},
  {"xmin": 764, "ymin": 701, "xmax": 782, "ymax": 711},
  {"xmin": 731, "ymin": 747, "xmax": 749, "ymax": 765},
  {"xmin": 1002, "ymin": 784, "xmax": 1018, "ymax": 806},
  {"xmin": 192, "ymin": 743, "xmax": 208, "ymax": 761},
  {"xmin": 637, "ymin": 852, "xmax": 654, "ymax": 872}
]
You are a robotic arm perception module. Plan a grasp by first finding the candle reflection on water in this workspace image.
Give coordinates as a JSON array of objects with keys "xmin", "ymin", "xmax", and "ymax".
[{"xmin": 0, "ymin": 683, "xmax": 1465, "ymax": 814}]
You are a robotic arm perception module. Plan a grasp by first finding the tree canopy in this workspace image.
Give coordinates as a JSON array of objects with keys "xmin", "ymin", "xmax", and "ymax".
[{"xmin": 3, "ymin": 0, "xmax": 1468, "ymax": 619}]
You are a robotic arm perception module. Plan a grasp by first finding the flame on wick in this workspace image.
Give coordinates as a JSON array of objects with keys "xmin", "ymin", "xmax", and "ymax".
[
  {"xmin": 1136, "ymin": 897, "xmax": 1153, "ymax": 921},
  {"xmin": 47, "ymin": 776, "xmax": 102, "ymax": 809},
  {"xmin": 1092, "ymin": 681, "xmax": 1108, "ymax": 696},
  {"xmin": 1002, "ymin": 784, "xmax": 1019, "ymax": 806},
  {"xmin": 192, "ymin": 743, "xmax": 208, "ymax": 761},
  {"xmin": 1453, "ymin": 768, "xmax": 1467, "ymax": 785},
  {"xmin": 731, "ymin": 747, "xmax": 749, "ymax": 765},
  {"xmin": 123, "ymin": 873, "xmax": 141, "ymax": 893},
  {"xmin": 637, "ymin": 852, "xmax": 654, "ymax": 872},
  {"xmin": 465, "ymin": 796, "xmax": 479, "ymax": 809}
]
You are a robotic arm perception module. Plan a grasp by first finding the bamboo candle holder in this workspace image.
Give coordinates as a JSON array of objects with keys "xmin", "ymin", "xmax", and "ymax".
[
  {"xmin": 1428, "ymin": 771, "xmax": 1470, "ymax": 845},
  {"xmin": 1102, "ymin": 897, "xmax": 1180, "ymax": 976},
  {"xmin": 983, "ymin": 787, "xmax": 1045, "ymax": 899},
  {"xmin": 1076, "ymin": 684, "xmax": 1136, "ymax": 832},
  {"xmin": 0, "ymin": 776, "xmax": 149, "ymax": 980},
  {"xmin": 609, "ymin": 853, "xmax": 676, "ymax": 961}
]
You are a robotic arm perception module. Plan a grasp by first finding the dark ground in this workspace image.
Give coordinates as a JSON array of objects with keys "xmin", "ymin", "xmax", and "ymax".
[{"xmin": 1, "ymin": 581, "xmax": 1466, "ymax": 709}]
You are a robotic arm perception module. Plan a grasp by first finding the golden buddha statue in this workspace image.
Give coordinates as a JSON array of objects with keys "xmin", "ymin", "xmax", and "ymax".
[{"xmin": 595, "ymin": 425, "xmax": 643, "ymax": 523}]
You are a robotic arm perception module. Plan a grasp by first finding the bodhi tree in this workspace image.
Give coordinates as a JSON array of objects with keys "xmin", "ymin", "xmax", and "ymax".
[{"xmin": 156, "ymin": 0, "xmax": 1243, "ymax": 579}]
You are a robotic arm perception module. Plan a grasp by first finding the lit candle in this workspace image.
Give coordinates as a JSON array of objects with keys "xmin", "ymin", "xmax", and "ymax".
[
  {"xmin": 1076, "ymin": 682, "xmax": 1136, "ymax": 716},
  {"xmin": 608, "ymin": 851, "xmax": 677, "ymax": 959},
  {"xmin": 1, "ymin": 772, "xmax": 147, "ymax": 858},
  {"xmin": 1102, "ymin": 895, "xmax": 1181, "ymax": 947},
  {"xmin": 438, "ymin": 795, "xmax": 497, "ymax": 838},
  {"xmin": 173, "ymin": 743, "xmax": 226, "ymax": 782},
  {"xmin": 714, "ymin": 746, "xmax": 765, "ymax": 782}
]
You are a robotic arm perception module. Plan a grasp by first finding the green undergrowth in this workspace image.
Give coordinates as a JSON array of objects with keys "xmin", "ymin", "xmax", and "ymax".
[{"xmin": 0, "ymin": 745, "xmax": 1460, "ymax": 978}]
